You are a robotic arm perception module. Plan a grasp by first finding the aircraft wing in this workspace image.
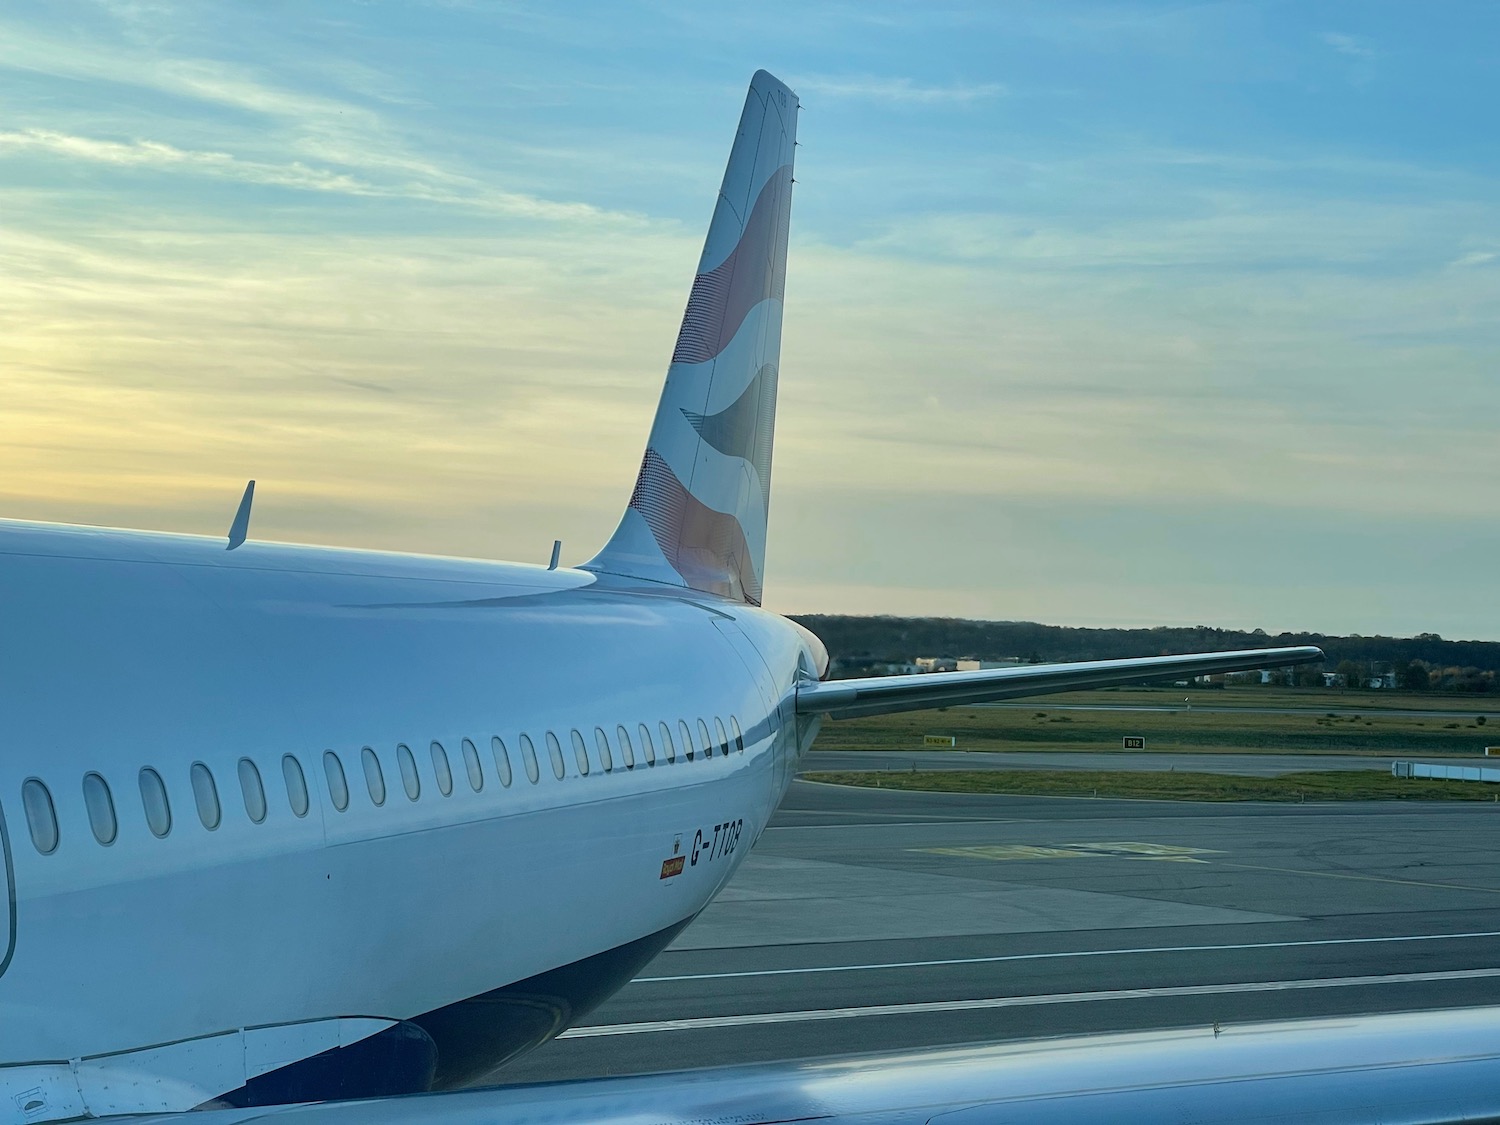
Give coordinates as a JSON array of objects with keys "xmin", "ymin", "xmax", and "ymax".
[
  {"xmin": 120, "ymin": 1007, "xmax": 1500, "ymax": 1124},
  {"xmin": 796, "ymin": 645, "xmax": 1323, "ymax": 719}
]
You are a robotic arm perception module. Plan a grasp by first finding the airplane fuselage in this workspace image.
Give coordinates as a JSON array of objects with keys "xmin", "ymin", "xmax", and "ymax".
[{"xmin": 0, "ymin": 518, "xmax": 824, "ymax": 1106}]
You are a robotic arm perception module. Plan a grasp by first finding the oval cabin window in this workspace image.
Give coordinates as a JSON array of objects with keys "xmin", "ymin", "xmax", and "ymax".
[
  {"xmin": 616, "ymin": 725, "xmax": 635, "ymax": 769},
  {"xmin": 239, "ymin": 758, "xmax": 267, "ymax": 824},
  {"xmin": 139, "ymin": 768, "xmax": 172, "ymax": 838},
  {"xmin": 397, "ymin": 744, "xmax": 421, "ymax": 801},
  {"xmin": 519, "ymin": 735, "xmax": 540, "ymax": 784},
  {"xmin": 324, "ymin": 751, "xmax": 350, "ymax": 812},
  {"xmin": 461, "ymin": 739, "xmax": 485, "ymax": 791},
  {"xmin": 679, "ymin": 720, "xmax": 695, "ymax": 761},
  {"xmin": 571, "ymin": 730, "xmax": 590, "ymax": 776},
  {"xmin": 732, "ymin": 716, "xmax": 745, "ymax": 753},
  {"xmin": 22, "ymin": 779, "xmax": 58, "ymax": 855},
  {"xmin": 361, "ymin": 747, "xmax": 386, "ymax": 806},
  {"xmin": 489, "ymin": 737, "xmax": 510, "ymax": 788},
  {"xmin": 83, "ymin": 772, "xmax": 117, "ymax": 845},
  {"xmin": 638, "ymin": 724, "xmax": 656, "ymax": 766},
  {"xmin": 714, "ymin": 717, "xmax": 729, "ymax": 757},
  {"xmin": 698, "ymin": 719, "xmax": 714, "ymax": 759},
  {"xmin": 594, "ymin": 727, "xmax": 613, "ymax": 772},
  {"xmin": 659, "ymin": 722, "xmax": 677, "ymax": 763},
  {"xmin": 546, "ymin": 732, "xmax": 566, "ymax": 780},
  {"xmin": 430, "ymin": 742, "xmax": 453, "ymax": 796},
  {"xmin": 283, "ymin": 755, "xmax": 310, "ymax": 818},
  {"xmin": 191, "ymin": 762, "xmax": 221, "ymax": 830}
]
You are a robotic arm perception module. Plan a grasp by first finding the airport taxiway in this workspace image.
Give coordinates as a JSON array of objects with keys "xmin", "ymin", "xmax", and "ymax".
[
  {"xmin": 981, "ymin": 702, "xmax": 1500, "ymax": 719},
  {"xmin": 801, "ymin": 749, "xmax": 1469, "ymax": 776},
  {"xmin": 487, "ymin": 778, "xmax": 1500, "ymax": 1086}
]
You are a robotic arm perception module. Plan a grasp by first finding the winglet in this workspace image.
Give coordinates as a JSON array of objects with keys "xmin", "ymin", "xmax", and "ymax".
[{"xmin": 227, "ymin": 480, "xmax": 255, "ymax": 551}]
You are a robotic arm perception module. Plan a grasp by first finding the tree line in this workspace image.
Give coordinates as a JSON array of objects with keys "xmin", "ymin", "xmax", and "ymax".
[{"xmin": 790, "ymin": 616, "xmax": 1500, "ymax": 694}]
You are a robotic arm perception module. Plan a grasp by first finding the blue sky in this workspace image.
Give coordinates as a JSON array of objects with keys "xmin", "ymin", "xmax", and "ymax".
[{"xmin": 1, "ymin": 1, "xmax": 1496, "ymax": 638}]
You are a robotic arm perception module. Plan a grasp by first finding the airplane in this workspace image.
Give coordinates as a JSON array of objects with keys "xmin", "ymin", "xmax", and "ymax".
[{"xmin": 0, "ymin": 69, "xmax": 1375, "ymax": 1123}]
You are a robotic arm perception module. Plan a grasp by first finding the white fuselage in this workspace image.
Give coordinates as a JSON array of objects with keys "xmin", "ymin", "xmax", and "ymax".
[{"xmin": 0, "ymin": 518, "xmax": 823, "ymax": 1107}]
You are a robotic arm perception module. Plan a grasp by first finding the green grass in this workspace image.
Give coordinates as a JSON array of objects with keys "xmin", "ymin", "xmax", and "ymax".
[
  {"xmin": 804, "ymin": 768, "xmax": 1500, "ymax": 802},
  {"xmin": 809, "ymin": 687, "xmax": 1498, "ymax": 758}
]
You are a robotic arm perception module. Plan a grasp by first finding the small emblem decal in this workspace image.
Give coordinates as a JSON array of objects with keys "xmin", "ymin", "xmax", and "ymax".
[{"xmin": 660, "ymin": 856, "xmax": 686, "ymax": 879}]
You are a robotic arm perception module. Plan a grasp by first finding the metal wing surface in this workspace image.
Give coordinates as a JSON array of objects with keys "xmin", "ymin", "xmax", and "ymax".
[
  {"xmin": 118, "ymin": 1007, "xmax": 1500, "ymax": 1124},
  {"xmin": 796, "ymin": 645, "xmax": 1324, "ymax": 719}
]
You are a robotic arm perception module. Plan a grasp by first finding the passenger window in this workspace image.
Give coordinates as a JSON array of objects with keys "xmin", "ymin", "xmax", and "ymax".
[
  {"xmin": 430, "ymin": 742, "xmax": 453, "ymax": 797},
  {"xmin": 83, "ymin": 772, "xmax": 117, "ymax": 845},
  {"xmin": 594, "ymin": 727, "xmax": 613, "ymax": 772},
  {"xmin": 546, "ymin": 732, "xmax": 566, "ymax": 780},
  {"xmin": 616, "ymin": 725, "xmax": 635, "ymax": 769},
  {"xmin": 638, "ymin": 724, "xmax": 656, "ymax": 766},
  {"xmin": 362, "ymin": 747, "xmax": 386, "ymax": 806},
  {"xmin": 571, "ymin": 730, "xmax": 590, "ymax": 776},
  {"xmin": 519, "ymin": 734, "xmax": 540, "ymax": 784},
  {"xmin": 698, "ymin": 719, "xmax": 714, "ymax": 759},
  {"xmin": 462, "ymin": 739, "xmax": 485, "ymax": 791},
  {"xmin": 489, "ymin": 737, "xmax": 511, "ymax": 788},
  {"xmin": 283, "ymin": 755, "xmax": 310, "ymax": 818},
  {"xmin": 397, "ymin": 744, "xmax": 421, "ymax": 801},
  {"xmin": 659, "ymin": 722, "xmax": 677, "ymax": 763},
  {"xmin": 324, "ymin": 751, "xmax": 350, "ymax": 812},
  {"xmin": 714, "ymin": 717, "xmax": 729, "ymax": 757},
  {"xmin": 22, "ymin": 779, "xmax": 58, "ymax": 854},
  {"xmin": 732, "ymin": 716, "xmax": 745, "ymax": 753},
  {"xmin": 139, "ymin": 767, "xmax": 172, "ymax": 838},
  {"xmin": 679, "ymin": 720, "xmax": 695, "ymax": 761},
  {"xmin": 191, "ymin": 762, "xmax": 221, "ymax": 830},
  {"xmin": 239, "ymin": 758, "xmax": 268, "ymax": 823}
]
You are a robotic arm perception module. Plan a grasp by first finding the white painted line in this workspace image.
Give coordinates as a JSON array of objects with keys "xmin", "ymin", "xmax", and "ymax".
[
  {"xmin": 637, "ymin": 930, "xmax": 1500, "ymax": 983},
  {"xmin": 767, "ymin": 818, "xmax": 1020, "ymax": 830},
  {"xmin": 562, "ymin": 967, "xmax": 1500, "ymax": 1038}
]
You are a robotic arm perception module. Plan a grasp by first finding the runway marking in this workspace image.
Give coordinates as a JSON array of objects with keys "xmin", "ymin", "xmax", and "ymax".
[
  {"xmin": 637, "ymin": 930, "xmax": 1500, "ymax": 983},
  {"xmin": 918, "ymin": 841, "xmax": 1221, "ymax": 863},
  {"xmin": 1217, "ymin": 861, "xmax": 1500, "ymax": 895},
  {"xmin": 770, "ymin": 817, "xmax": 1024, "ymax": 830},
  {"xmin": 564, "ymin": 967, "xmax": 1500, "ymax": 1038}
]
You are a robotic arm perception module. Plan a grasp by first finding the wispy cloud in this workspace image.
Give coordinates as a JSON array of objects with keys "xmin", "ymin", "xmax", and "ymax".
[
  {"xmin": 795, "ymin": 75, "xmax": 1005, "ymax": 104},
  {"xmin": 0, "ymin": 128, "xmax": 635, "ymax": 223},
  {"xmin": 1452, "ymin": 250, "xmax": 1497, "ymax": 267},
  {"xmin": 0, "ymin": 129, "xmax": 372, "ymax": 192},
  {"xmin": 1321, "ymin": 31, "xmax": 1377, "ymax": 60}
]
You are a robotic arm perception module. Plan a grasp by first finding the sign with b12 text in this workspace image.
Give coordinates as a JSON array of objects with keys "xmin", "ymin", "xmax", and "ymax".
[{"xmin": 1123, "ymin": 736, "xmax": 1146, "ymax": 750}]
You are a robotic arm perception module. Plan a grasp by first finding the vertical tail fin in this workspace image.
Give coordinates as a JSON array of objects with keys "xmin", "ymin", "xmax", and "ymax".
[{"xmin": 583, "ymin": 70, "xmax": 797, "ymax": 605}]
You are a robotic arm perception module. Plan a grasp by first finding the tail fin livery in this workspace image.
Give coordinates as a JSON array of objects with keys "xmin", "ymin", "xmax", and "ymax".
[{"xmin": 584, "ymin": 70, "xmax": 797, "ymax": 605}]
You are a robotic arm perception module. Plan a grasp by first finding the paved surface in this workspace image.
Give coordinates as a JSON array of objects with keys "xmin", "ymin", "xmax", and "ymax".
[
  {"xmin": 803, "ymin": 749, "xmax": 1479, "ymax": 777},
  {"xmin": 485, "ymin": 780, "xmax": 1500, "ymax": 1086},
  {"xmin": 982, "ymin": 702, "xmax": 1500, "ymax": 718}
]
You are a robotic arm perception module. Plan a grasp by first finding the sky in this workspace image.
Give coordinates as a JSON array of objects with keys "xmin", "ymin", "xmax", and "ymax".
[{"xmin": 1, "ymin": 1, "xmax": 1496, "ymax": 640}]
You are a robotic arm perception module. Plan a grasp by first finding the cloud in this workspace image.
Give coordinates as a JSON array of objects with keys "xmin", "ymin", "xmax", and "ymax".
[
  {"xmin": 0, "ymin": 128, "xmax": 372, "ymax": 191},
  {"xmin": 1321, "ymin": 32, "xmax": 1377, "ymax": 60},
  {"xmin": 1452, "ymin": 250, "xmax": 1497, "ymax": 267},
  {"xmin": 0, "ymin": 128, "xmax": 636, "ymax": 223},
  {"xmin": 795, "ymin": 75, "xmax": 1005, "ymax": 104}
]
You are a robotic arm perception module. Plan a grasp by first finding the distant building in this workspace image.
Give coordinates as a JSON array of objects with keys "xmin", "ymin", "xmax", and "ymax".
[
  {"xmin": 829, "ymin": 658, "xmax": 920, "ymax": 678},
  {"xmin": 915, "ymin": 657, "xmax": 958, "ymax": 673},
  {"xmin": 956, "ymin": 658, "xmax": 1023, "ymax": 672}
]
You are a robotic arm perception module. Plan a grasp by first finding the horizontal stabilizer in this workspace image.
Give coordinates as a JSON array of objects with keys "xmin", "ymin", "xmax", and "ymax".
[{"xmin": 796, "ymin": 646, "xmax": 1324, "ymax": 719}]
